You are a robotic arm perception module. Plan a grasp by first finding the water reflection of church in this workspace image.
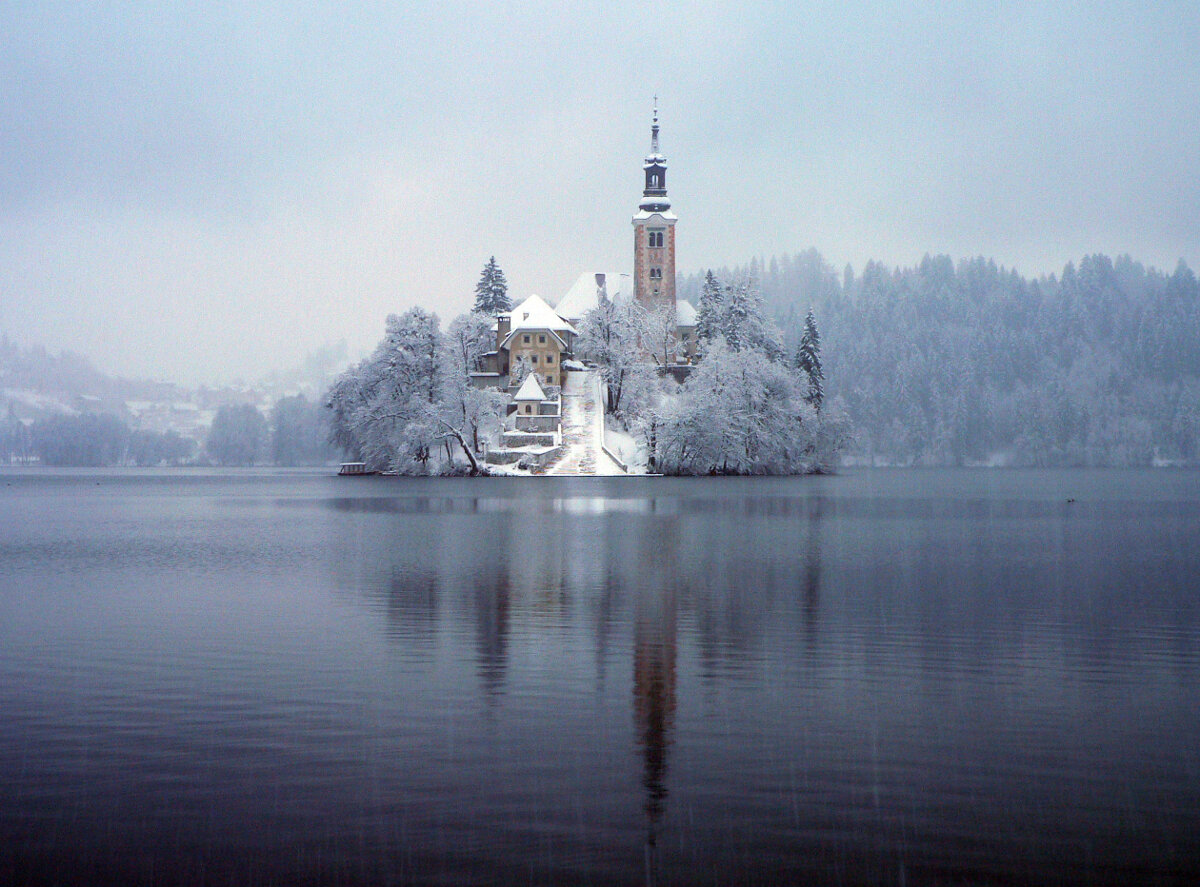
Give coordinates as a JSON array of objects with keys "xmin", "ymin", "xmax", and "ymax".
[
  {"xmin": 357, "ymin": 493, "xmax": 825, "ymax": 882},
  {"xmin": 633, "ymin": 535, "xmax": 678, "ymax": 867}
]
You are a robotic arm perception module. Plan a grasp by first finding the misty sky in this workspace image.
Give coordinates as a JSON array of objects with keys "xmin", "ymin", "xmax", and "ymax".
[{"xmin": 2, "ymin": 2, "xmax": 1197, "ymax": 384}]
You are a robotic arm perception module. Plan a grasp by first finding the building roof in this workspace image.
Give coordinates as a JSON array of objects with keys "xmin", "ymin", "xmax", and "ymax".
[
  {"xmin": 508, "ymin": 294, "xmax": 576, "ymax": 334},
  {"xmin": 676, "ymin": 299, "xmax": 698, "ymax": 327},
  {"xmin": 554, "ymin": 271, "xmax": 632, "ymax": 322},
  {"xmin": 499, "ymin": 294, "xmax": 576, "ymax": 351},
  {"xmin": 513, "ymin": 373, "xmax": 547, "ymax": 401},
  {"xmin": 633, "ymin": 208, "xmax": 678, "ymax": 222}
]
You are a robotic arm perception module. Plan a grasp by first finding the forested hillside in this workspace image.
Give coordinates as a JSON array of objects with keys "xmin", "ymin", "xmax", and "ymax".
[
  {"xmin": 0, "ymin": 337, "xmax": 338, "ymax": 467},
  {"xmin": 680, "ymin": 252, "xmax": 1200, "ymax": 466}
]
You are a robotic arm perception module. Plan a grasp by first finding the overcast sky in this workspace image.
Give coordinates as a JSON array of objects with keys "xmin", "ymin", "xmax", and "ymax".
[{"xmin": 2, "ymin": 1, "xmax": 1197, "ymax": 384}]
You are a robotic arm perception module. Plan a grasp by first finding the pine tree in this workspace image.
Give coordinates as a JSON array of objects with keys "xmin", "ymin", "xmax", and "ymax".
[
  {"xmin": 696, "ymin": 270, "xmax": 724, "ymax": 346},
  {"xmin": 473, "ymin": 257, "xmax": 511, "ymax": 315},
  {"xmin": 723, "ymin": 281, "xmax": 749, "ymax": 351},
  {"xmin": 795, "ymin": 307, "xmax": 824, "ymax": 411}
]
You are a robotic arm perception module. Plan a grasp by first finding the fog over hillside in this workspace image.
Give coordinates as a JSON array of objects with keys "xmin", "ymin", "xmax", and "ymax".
[
  {"xmin": 683, "ymin": 251, "xmax": 1200, "ymax": 467},
  {"xmin": 0, "ymin": 336, "xmax": 348, "ymax": 465}
]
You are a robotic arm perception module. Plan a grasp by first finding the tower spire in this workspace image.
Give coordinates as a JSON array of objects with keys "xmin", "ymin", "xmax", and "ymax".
[
  {"xmin": 650, "ymin": 97, "xmax": 660, "ymax": 153},
  {"xmin": 639, "ymin": 98, "xmax": 669, "ymax": 211}
]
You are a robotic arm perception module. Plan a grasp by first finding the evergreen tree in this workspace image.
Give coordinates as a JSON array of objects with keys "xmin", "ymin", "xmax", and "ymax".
[
  {"xmin": 723, "ymin": 281, "xmax": 749, "ymax": 351},
  {"xmin": 473, "ymin": 256, "xmax": 511, "ymax": 315},
  {"xmin": 795, "ymin": 307, "xmax": 824, "ymax": 411},
  {"xmin": 696, "ymin": 270, "xmax": 724, "ymax": 346}
]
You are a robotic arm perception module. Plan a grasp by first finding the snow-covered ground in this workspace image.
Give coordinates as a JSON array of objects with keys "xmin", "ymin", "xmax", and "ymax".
[
  {"xmin": 603, "ymin": 422, "xmax": 645, "ymax": 473},
  {"xmin": 546, "ymin": 370, "xmax": 625, "ymax": 476}
]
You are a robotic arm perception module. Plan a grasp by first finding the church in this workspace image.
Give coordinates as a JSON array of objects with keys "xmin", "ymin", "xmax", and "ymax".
[{"xmin": 471, "ymin": 105, "xmax": 698, "ymax": 397}]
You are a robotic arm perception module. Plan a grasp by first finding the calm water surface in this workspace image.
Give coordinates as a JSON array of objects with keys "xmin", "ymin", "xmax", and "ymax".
[{"xmin": 1, "ymin": 469, "xmax": 1198, "ymax": 885}]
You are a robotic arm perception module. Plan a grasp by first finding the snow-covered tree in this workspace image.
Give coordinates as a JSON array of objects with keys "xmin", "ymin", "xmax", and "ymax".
[
  {"xmin": 326, "ymin": 307, "xmax": 502, "ymax": 475},
  {"xmin": 576, "ymin": 297, "xmax": 643, "ymax": 415},
  {"xmin": 795, "ymin": 307, "xmax": 824, "ymax": 411},
  {"xmin": 341, "ymin": 308, "xmax": 445, "ymax": 472},
  {"xmin": 636, "ymin": 300, "xmax": 679, "ymax": 368},
  {"xmin": 437, "ymin": 367, "xmax": 506, "ymax": 473},
  {"xmin": 730, "ymin": 278, "xmax": 786, "ymax": 360},
  {"xmin": 638, "ymin": 336, "xmax": 848, "ymax": 476},
  {"xmin": 446, "ymin": 311, "xmax": 495, "ymax": 376},
  {"xmin": 473, "ymin": 257, "xmax": 511, "ymax": 315},
  {"xmin": 696, "ymin": 270, "xmax": 724, "ymax": 346},
  {"xmin": 509, "ymin": 353, "xmax": 533, "ymax": 388},
  {"xmin": 722, "ymin": 280, "xmax": 748, "ymax": 351}
]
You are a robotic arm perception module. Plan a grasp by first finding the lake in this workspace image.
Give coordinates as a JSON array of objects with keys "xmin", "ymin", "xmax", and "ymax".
[{"xmin": 1, "ymin": 468, "xmax": 1198, "ymax": 885}]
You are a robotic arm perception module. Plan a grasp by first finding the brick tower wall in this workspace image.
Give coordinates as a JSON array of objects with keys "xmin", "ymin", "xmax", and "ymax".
[{"xmin": 633, "ymin": 221, "xmax": 677, "ymax": 314}]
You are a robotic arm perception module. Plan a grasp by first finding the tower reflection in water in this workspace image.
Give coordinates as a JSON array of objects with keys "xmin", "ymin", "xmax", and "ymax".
[
  {"xmin": 632, "ymin": 519, "xmax": 678, "ymax": 885},
  {"xmin": 344, "ymin": 491, "xmax": 826, "ymax": 882}
]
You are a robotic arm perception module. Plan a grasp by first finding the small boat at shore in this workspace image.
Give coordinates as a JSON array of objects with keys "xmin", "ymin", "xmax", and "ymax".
[{"xmin": 337, "ymin": 462, "xmax": 378, "ymax": 476}]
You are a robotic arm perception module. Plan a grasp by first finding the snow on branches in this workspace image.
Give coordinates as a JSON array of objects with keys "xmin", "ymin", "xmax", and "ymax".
[
  {"xmin": 473, "ymin": 257, "xmax": 511, "ymax": 316},
  {"xmin": 642, "ymin": 339, "xmax": 847, "ymax": 475},
  {"xmin": 326, "ymin": 308, "xmax": 505, "ymax": 475}
]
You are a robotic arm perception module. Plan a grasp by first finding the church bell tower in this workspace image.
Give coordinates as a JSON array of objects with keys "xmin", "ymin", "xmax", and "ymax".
[{"xmin": 633, "ymin": 100, "xmax": 677, "ymax": 313}]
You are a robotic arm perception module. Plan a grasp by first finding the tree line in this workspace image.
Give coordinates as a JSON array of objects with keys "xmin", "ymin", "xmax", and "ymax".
[
  {"xmin": 0, "ymin": 395, "xmax": 336, "ymax": 467},
  {"xmin": 681, "ymin": 251, "xmax": 1200, "ymax": 466},
  {"xmin": 1, "ymin": 410, "xmax": 196, "ymax": 467}
]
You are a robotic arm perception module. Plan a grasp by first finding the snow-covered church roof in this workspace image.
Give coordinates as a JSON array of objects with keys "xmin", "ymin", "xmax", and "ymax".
[
  {"xmin": 513, "ymin": 373, "xmax": 547, "ymax": 402},
  {"xmin": 676, "ymin": 299, "xmax": 698, "ymax": 327},
  {"xmin": 554, "ymin": 271, "xmax": 632, "ymax": 323}
]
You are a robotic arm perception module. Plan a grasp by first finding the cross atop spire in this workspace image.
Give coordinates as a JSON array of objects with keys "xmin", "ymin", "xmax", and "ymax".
[{"xmin": 650, "ymin": 97, "xmax": 660, "ymax": 153}]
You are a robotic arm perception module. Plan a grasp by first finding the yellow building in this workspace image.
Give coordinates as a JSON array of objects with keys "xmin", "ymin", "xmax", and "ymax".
[{"xmin": 495, "ymin": 294, "xmax": 577, "ymax": 390}]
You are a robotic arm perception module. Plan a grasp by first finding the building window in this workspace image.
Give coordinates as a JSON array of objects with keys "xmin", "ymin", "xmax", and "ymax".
[
  {"xmin": 545, "ymin": 354, "xmax": 553, "ymax": 364},
  {"xmin": 523, "ymin": 334, "xmax": 530, "ymax": 344},
  {"xmin": 545, "ymin": 374, "xmax": 553, "ymax": 385},
  {"xmin": 524, "ymin": 404, "xmax": 532, "ymax": 414},
  {"xmin": 651, "ymin": 174, "xmax": 659, "ymax": 188},
  {"xmin": 647, "ymin": 230, "xmax": 664, "ymax": 248},
  {"xmin": 538, "ymin": 334, "xmax": 545, "ymax": 343},
  {"xmin": 649, "ymin": 267, "xmax": 662, "ymax": 280},
  {"xmin": 531, "ymin": 354, "xmax": 538, "ymax": 364}
]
